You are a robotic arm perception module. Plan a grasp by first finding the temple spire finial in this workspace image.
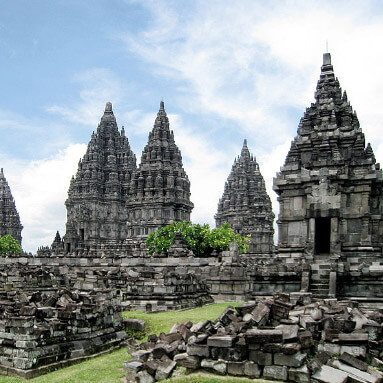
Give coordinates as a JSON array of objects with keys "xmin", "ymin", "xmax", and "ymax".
[
  {"xmin": 105, "ymin": 102, "xmax": 113, "ymax": 113},
  {"xmin": 160, "ymin": 100, "xmax": 165, "ymax": 110},
  {"xmin": 323, "ymin": 52, "xmax": 331, "ymax": 66}
]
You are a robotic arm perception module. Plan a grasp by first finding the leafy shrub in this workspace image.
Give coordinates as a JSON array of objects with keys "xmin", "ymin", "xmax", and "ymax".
[
  {"xmin": 0, "ymin": 234, "xmax": 22, "ymax": 255},
  {"xmin": 146, "ymin": 221, "xmax": 250, "ymax": 257}
]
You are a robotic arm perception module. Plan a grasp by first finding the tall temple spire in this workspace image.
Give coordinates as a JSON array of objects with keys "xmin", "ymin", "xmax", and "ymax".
[
  {"xmin": 126, "ymin": 101, "xmax": 193, "ymax": 240},
  {"xmin": 63, "ymin": 102, "xmax": 137, "ymax": 253},
  {"xmin": 215, "ymin": 140, "xmax": 274, "ymax": 255},
  {"xmin": 274, "ymin": 52, "xmax": 383, "ymax": 262},
  {"xmin": 0, "ymin": 169, "xmax": 23, "ymax": 245}
]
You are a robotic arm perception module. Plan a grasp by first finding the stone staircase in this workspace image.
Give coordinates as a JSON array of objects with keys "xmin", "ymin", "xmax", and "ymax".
[{"xmin": 310, "ymin": 256, "xmax": 332, "ymax": 298}]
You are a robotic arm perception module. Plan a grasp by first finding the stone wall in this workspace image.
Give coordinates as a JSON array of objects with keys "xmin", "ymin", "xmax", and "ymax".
[{"xmin": 0, "ymin": 290, "xmax": 127, "ymax": 378}]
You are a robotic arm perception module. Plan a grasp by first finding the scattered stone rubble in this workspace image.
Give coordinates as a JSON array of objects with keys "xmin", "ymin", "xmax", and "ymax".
[
  {"xmin": 0, "ymin": 289, "xmax": 127, "ymax": 378},
  {"xmin": 125, "ymin": 293, "xmax": 383, "ymax": 383}
]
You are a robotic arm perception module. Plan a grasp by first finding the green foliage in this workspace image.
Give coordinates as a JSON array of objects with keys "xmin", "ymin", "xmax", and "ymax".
[
  {"xmin": 146, "ymin": 221, "xmax": 250, "ymax": 257},
  {"xmin": 0, "ymin": 234, "xmax": 22, "ymax": 255}
]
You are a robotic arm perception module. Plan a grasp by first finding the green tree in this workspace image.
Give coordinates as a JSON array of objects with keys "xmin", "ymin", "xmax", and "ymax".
[
  {"xmin": 146, "ymin": 221, "xmax": 250, "ymax": 257},
  {"xmin": 0, "ymin": 234, "xmax": 22, "ymax": 255}
]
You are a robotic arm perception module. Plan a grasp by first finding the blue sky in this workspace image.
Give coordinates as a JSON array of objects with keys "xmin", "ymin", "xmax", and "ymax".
[{"xmin": 1, "ymin": 0, "xmax": 383, "ymax": 252}]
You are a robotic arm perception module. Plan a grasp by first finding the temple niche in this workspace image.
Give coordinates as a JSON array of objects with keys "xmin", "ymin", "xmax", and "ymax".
[
  {"xmin": 274, "ymin": 53, "xmax": 383, "ymax": 265},
  {"xmin": 0, "ymin": 168, "xmax": 23, "ymax": 245},
  {"xmin": 215, "ymin": 140, "xmax": 274, "ymax": 254},
  {"xmin": 63, "ymin": 102, "xmax": 137, "ymax": 252},
  {"xmin": 126, "ymin": 101, "xmax": 194, "ymax": 240}
]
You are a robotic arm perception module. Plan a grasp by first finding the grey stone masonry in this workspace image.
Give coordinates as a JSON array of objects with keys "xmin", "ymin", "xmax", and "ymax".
[
  {"xmin": 0, "ymin": 168, "xmax": 23, "ymax": 245},
  {"xmin": 126, "ymin": 101, "xmax": 193, "ymax": 240},
  {"xmin": 63, "ymin": 102, "xmax": 137, "ymax": 253},
  {"xmin": 273, "ymin": 52, "xmax": 383, "ymax": 296},
  {"xmin": 215, "ymin": 140, "xmax": 274, "ymax": 254}
]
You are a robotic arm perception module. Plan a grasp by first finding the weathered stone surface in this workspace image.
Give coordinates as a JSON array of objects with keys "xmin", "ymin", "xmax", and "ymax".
[
  {"xmin": 125, "ymin": 319, "xmax": 145, "ymax": 331},
  {"xmin": 155, "ymin": 359, "xmax": 176, "ymax": 381},
  {"xmin": 263, "ymin": 365, "xmax": 288, "ymax": 381},
  {"xmin": 187, "ymin": 344, "xmax": 209, "ymax": 357},
  {"xmin": 339, "ymin": 352, "xmax": 368, "ymax": 372},
  {"xmin": 174, "ymin": 353, "xmax": 199, "ymax": 369},
  {"xmin": 248, "ymin": 350, "xmax": 272, "ymax": 365},
  {"xmin": 244, "ymin": 361, "xmax": 261, "ymax": 378},
  {"xmin": 274, "ymin": 351, "xmax": 306, "ymax": 367},
  {"xmin": 289, "ymin": 365, "xmax": 311, "ymax": 383},
  {"xmin": 201, "ymin": 359, "xmax": 227, "ymax": 375},
  {"xmin": 227, "ymin": 361, "xmax": 245, "ymax": 376},
  {"xmin": 245, "ymin": 329, "xmax": 283, "ymax": 343},
  {"xmin": 207, "ymin": 335, "xmax": 236, "ymax": 348},
  {"xmin": 136, "ymin": 370, "xmax": 154, "ymax": 383},
  {"xmin": 330, "ymin": 360, "xmax": 380, "ymax": 383},
  {"xmin": 312, "ymin": 365, "xmax": 349, "ymax": 383}
]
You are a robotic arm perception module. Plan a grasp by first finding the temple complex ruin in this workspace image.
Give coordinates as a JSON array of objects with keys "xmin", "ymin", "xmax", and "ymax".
[
  {"xmin": 0, "ymin": 168, "xmax": 22, "ymax": 244},
  {"xmin": 0, "ymin": 52, "xmax": 383, "ymax": 379},
  {"xmin": 215, "ymin": 139, "xmax": 274, "ymax": 254},
  {"xmin": 126, "ymin": 101, "xmax": 193, "ymax": 240}
]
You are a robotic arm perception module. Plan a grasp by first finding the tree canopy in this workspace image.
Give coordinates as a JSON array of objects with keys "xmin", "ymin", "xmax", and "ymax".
[
  {"xmin": 0, "ymin": 234, "xmax": 22, "ymax": 255},
  {"xmin": 146, "ymin": 221, "xmax": 250, "ymax": 257}
]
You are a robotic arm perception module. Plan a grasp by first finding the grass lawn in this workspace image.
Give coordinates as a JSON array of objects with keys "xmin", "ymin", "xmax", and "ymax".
[
  {"xmin": 0, "ymin": 303, "xmax": 245, "ymax": 383},
  {"xmin": 124, "ymin": 302, "xmax": 244, "ymax": 339}
]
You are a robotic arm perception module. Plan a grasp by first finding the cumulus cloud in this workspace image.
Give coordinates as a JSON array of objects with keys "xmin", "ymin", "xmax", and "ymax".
[
  {"xmin": 47, "ymin": 68, "xmax": 123, "ymax": 126},
  {"xmin": 3, "ymin": 144, "xmax": 87, "ymax": 253}
]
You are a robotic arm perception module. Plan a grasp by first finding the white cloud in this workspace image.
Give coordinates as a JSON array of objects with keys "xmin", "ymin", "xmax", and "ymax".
[
  {"xmin": 3, "ymin": 144, "xmax": 87, "ymax": 253},
  {"xmin": 47, "ymin": 68, "xmax": 123, "ymax": 126}
]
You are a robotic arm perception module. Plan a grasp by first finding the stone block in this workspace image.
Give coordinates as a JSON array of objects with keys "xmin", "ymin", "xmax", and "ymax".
[
  {"xmin": 248, "ymin": 350, "xmax": 272, "ymax": 365},
  {"xmin": 263, "ymin": 365, "xmax": 288, "ymax": 381},
  {"xmin": 274, "ymin": 351, "xmax": 306, "ymax": 367},
  {"xmin": 338, "ymin": 333, "xmax": 368, "ymax": 344},
  {"xmin": 155, "ymin": 359, "xmax": 176, "ymax": 381},
  {"xmin": 245, "ymin": 329, "xmax": 283, "ymax": 343},
  {"xmin": 339, "ymin": 352, "xmax": 368, "ymax": 372},
  {"xmin": 289, "ymin": 365, "xmax": 311, "ymax": 383},
  {"xmin": 276, "ymin": 324, "xmax": 299, "ymax": 340},
  {"xmin": 244, "ymin": 361, "xmax": 261, "ymax": 378},
  {"xmin": 187, "ymin": 344, "xmax": 209, "ymax": 357},
  {"xmin": 136, "ymin": 370, "xmax": 154, "ymax": 383},
  {"xmin": 330, "ymin": 360, "xmax": 381, "ymax": 383},
  {"xmin": 298, "ymin": 330, "xmax": 313, "ymax": 349},
  {"xmin": 201, "ymin": 359, "xmax": 227, "ymax": 375},
  {"xmin": 312, "ymin": 365, "xmax": 349, "ymax": 383},
  {"xmin": 227, "ymin": 361, "xmax": 245, "ymax": 376},
  {"xmin": 174, "ymin": 353, "xmax": 199, "ymax": 369},
  {"xmin": 207, "ymin": 335, "xmax": 236, "ymax": 348}
]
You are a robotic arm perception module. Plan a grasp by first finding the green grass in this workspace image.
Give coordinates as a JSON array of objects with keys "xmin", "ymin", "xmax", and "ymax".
[
  {"xmin": 0, "ymin": 347, "xmax": 127, "ymax": 383},
  {"xmin": 0, "ymin": 303, "xmax": 242, "ymax": 383},
  {"xmin": 124, "ymin": 302, "xmax": 243, "ymax": 340}
]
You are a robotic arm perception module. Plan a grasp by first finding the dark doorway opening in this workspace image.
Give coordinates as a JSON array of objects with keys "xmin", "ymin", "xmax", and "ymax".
[
  {"xmin": 80, "ymin": 228, "xmax": 85, "ymax": 241},
  {"xmin": 315, "ymin": 217, "xmax": 331, "ymax": 254}
]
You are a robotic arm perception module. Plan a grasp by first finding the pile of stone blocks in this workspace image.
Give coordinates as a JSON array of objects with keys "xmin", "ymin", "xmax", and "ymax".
[
  {"xmin": 125, "ymin": 292, "xmax": 383, "ymax": 382},
  {"xmin": 0, "ymin": 289, "xmax": 127, "ymax": 378}
]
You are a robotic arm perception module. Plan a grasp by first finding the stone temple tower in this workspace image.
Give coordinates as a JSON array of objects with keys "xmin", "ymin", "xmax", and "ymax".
[
  {"xmin": 126, "ymin": 101, "xmax": 193, "ymax": 240},
  {"xmin": 0, "ymin": 168, "xmax": 23, "ymax": 244},
  {"xmin": 63, "ymin": 102, "xmax": 137, "ymax": 252},
  {"xmin": 215, "ymin": 140, "xmax": 274, "ymax": 254},
  {"xmin": 274, "ymin": 53, "xmax": 383, "ymax": 265}
]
